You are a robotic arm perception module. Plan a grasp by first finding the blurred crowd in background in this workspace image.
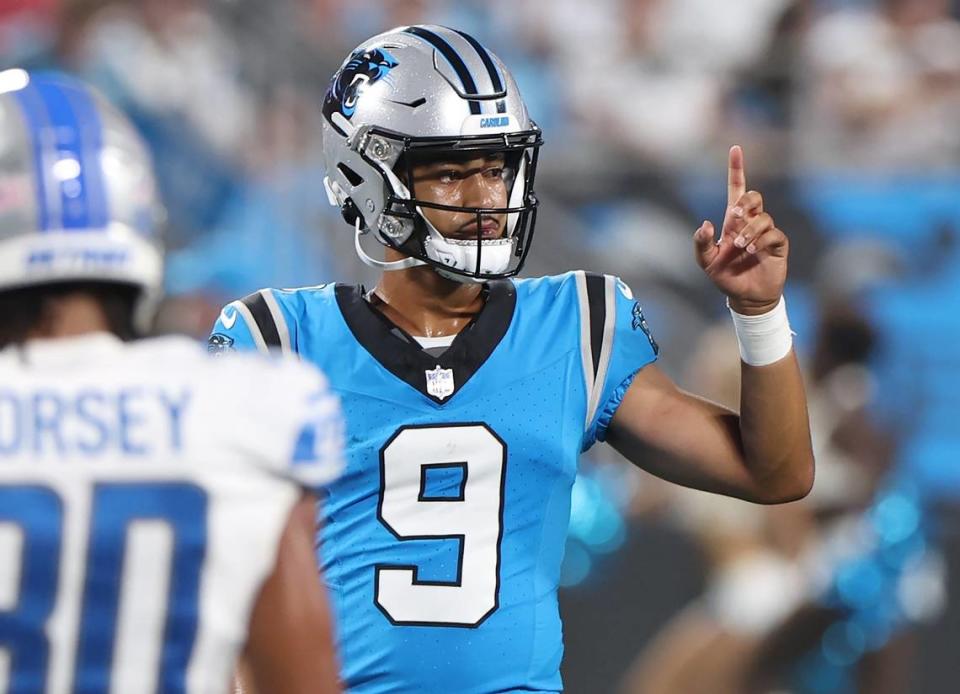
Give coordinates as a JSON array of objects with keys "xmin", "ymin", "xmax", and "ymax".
[{"xmin": 2, "ymin": 0, "xmax": 958, "ymax": 691}]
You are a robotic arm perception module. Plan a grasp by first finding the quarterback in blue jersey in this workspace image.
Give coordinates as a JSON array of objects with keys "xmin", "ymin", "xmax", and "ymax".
[{"xmin": 210, "ymin": 25, "xmax": 815, "ymax": 693}]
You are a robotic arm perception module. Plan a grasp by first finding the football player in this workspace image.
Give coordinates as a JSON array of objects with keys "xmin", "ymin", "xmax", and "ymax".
[
  {"xmin": 0, "ymin": 70, "xmax": 343, "ymax": 694},
  {"xmin": 210, "ymin": 25, "xmax": 814, "ymax": 693}
]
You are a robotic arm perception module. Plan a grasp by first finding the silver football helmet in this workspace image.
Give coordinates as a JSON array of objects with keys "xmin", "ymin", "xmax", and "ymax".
[
  {"xmin": 0, "ymin": 69, "xmax": 163, "ymax": 328},
  {"xmin": 321, "ymin": 25, "xmax": 543, "ymax": 282}
]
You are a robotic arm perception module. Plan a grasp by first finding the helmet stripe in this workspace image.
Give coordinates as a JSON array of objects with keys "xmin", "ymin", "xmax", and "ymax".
[
  {"xmin": 57, "ymin": 82, "xmax": 110, "ymax": 231},
  {"xmin": 403, "ymin": 26, "xmax": 482, "ymax": 115},
  {"xmin": 452, "ymin": 29, "xmax": 504, "ymax": 94},
  {"xmin": 16, "ymin": 76, "xmax": 109, "ymax": 232}
]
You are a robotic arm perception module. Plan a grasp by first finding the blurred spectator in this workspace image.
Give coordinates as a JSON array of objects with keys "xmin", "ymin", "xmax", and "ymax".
[
  {"xmin": 80, "ymin": 0, "xmax": 255, "ymax": 155},
  {"xmin": 0, "ymin": 0, "xmax": 57, "ymax": 63},
  {"xmin": 561, "ymin": 0, "xmax": 727, "ymax": 167},
  {"xmin": 536, "ymin": 0, "xmax": 790, "ymax": 168},
  {"xmin": 160, "ymin": 82, "xmax": 347, "ymax": 334},
  {"xmin": 731, "ymin": 1, "xmax": 815, "ymax": 169},
  {"xmin": 795, "ymin": 0, "xmax": 960, "ymax": 170},
  {"xmin": 618, "ymin": 325, "xmax": 812, "ymax": 694},
  {"xmin": 864, "ymin": 224, "xmax": 960, "ymax": 497},
  {"xmin": 619, "ymin": 302, "xmax": 939, "ymax": 694}
]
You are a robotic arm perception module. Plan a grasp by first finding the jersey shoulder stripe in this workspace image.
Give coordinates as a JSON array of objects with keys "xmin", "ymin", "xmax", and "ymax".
[
  {"xmin": 237, "ymin": 289, "xmax": 291, "ymax": 354},
  {"xmin": 211, "ymin": 284, "xmax": 338, "ymax": 358},
  {"xmin": 574, "ymin": 271, "xmax": 617, "ymax": 430}
]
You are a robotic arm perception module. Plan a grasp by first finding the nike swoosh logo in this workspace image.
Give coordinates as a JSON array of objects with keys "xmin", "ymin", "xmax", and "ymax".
[{"xmin": 219, "ymin": 306, "xmax": 238, "ymax": 330}]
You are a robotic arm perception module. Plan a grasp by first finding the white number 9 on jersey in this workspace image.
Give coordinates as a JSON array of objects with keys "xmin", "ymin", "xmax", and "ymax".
[{"xmin": 376, "ymin": 424, "xmax": 506, "ymax": 627}]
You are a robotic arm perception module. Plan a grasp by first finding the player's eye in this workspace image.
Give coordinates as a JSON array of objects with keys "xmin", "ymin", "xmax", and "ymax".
[
  {"xmin": 437, "ymin": 169, "xmax": 461, "ymax": 184},
  {"xmin": 484, "ymin": 167, "xmax": 505, "ymax": 180}
]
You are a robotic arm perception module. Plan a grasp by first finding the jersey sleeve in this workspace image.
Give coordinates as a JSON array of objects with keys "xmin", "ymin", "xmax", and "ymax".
[
  {"xmin": 203, "ymin": 336, "xmax": 342, "ymax": 491},
  {"xmin": 283, "ymin": 365, "xmax": 345, "ymax": 490},
  {"xmin": 577, "ymin": 273, "xmax": 659, "ymax": 451},
  {"xmin": 208, "ymin": 300, "xmax": 262, "ymax": 355},
  {"xmin": 236, "ymin": 357, "xmax": 344, "ymax": 491},
  {"xmin": 208, "ymin": 289, "xmax": 294, "ymax": 356}
]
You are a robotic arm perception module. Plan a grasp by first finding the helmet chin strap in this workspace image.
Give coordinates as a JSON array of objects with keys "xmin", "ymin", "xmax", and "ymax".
[
  {"xmin": 433, "ymin": 266, "xmax": 487, "ymax": 285},
  {"xmin": 354, "ymin": 216, "xmax": 426, "ymax": 271}
]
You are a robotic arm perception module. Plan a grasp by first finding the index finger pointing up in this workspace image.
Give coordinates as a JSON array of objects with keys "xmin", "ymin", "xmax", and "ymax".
[{"xmin": 727, "ymin": 145, "xmax": 746, "ymax": 207}]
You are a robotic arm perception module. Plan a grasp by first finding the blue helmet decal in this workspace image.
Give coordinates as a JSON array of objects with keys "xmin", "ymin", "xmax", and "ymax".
[{"xmin": 322, "ymin": 48, "xmax": 398, "ymax": 123}]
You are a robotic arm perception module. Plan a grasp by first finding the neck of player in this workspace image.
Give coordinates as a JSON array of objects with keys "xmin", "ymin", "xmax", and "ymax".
[
  {"xmin": 370, "ymin": 248, "xmax": 485, "ymax": 338},
  {"xmin": 30, "ymin": 292, "xmax": 113, "ymax": 341}
]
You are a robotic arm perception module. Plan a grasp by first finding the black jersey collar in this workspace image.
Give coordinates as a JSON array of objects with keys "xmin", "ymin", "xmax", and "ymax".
[{"xmin": 335, "ymin": 281, "xmax": 516, "ymax": 405}]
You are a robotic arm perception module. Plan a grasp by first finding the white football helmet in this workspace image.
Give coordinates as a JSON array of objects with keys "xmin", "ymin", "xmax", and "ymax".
[
  {"xmin": 0, "ymin": 69, "xmax": 163, "ymax": 328},
  {"xmin": 321, "ymin": 25, "xmax": 543, "ymax": 282}
]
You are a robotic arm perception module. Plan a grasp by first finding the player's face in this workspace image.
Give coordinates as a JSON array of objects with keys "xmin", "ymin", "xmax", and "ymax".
[{"xmin": 408, "ymin": 152, "xmax": 509, "ymax": 240}]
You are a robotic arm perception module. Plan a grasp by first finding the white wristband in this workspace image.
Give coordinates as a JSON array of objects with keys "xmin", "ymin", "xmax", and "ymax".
[{"xmin": 728, "ymin": 296, "xmax": 793, "ymax": 366}]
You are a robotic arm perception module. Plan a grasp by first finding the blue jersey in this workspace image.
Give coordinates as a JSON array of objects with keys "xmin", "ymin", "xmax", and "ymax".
[{"xmin": 209, "ymin": 272, "xmax": 658, "ymax": 693}]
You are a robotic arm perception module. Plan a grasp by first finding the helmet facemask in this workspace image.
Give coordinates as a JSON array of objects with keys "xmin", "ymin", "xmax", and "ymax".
[{"xmin": 357, "ymin": 125, "xmax": 542, "ymax": 282}]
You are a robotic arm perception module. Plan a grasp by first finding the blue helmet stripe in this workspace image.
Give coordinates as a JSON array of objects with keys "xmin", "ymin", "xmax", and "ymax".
[
  {"xmin": 59, "ymin": 83, "xmax": 109, "ymax": 231},
  {"xmin": 33, "ymin": 78, "xmax": 109, "ymax": 231},
  {"xmin": 15, "ymin": 76, "xmax": 110, "ymax": 232},
  {"xmin": 12, "ymin": 84, "xmax": 55, "ymax": 231},
  {"xmin": 33, "ymin": 80, "xmax": 86, "ymax": 230},
  {"xmin": 404, "ymin": 26, "xmax": 482, "ymax": 115}
]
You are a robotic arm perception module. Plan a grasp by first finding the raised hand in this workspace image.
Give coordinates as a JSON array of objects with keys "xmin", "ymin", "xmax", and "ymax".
[{"xmin": 693, "ymin": 146, "xmax": 788, "ymax": 315}]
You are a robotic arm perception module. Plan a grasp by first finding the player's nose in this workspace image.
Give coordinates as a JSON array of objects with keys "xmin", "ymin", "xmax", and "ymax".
[{"xmin": 461, "ymin": 172, "xmax": 506, "ymax": 211}]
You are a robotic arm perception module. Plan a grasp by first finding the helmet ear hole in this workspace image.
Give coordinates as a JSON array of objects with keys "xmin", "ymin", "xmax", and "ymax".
[
  {"xmin": 337, "ymin": 163, "xmax": 364, "ymax": 187},
  {"xmin": 341, "ymin": 198, "xmax": 361, "ymax": 227},
  {"xmin": 336, "ymin": 165, "xmax": 367, "ymax": 227}
]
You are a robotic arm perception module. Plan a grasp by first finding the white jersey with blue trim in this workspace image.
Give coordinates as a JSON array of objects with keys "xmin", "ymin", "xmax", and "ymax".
[
  {"xmin": 0, "ymin": 333, "xmax": 342, "ymax": 694},
  {"xmin": 209, "ymin": 272, "xmax": 658, "ymax": 693}
]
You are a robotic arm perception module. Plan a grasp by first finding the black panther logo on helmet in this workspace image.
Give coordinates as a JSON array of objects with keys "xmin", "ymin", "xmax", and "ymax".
[{"xmin": 322, "ymin": 47, "xmax": 399, "ymax": 127}]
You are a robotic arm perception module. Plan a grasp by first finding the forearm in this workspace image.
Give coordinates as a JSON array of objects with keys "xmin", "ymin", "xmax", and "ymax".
[
  {"xmin": 608, "ymin": 366, "xmax": 779, "ymax": 502},
  {"xmin": 245, "ymin": 495, "xmax": 342, "ymax": 694},
  {"xmin": 737, "ymin": 349, "xmax": 814, "ymax": 502},
  {"xmin": 607, "ymin": 359, "xmax": 812, "ymax": 504},
  {"xmin": 232, "ymin": 660, "xmax": 257, "ymax": 694}
]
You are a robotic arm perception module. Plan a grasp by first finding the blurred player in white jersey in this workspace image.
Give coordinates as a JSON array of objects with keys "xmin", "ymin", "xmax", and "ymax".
[{"xmin": 0, "ymin": 69, "xmax": 343, "ymax": 694}]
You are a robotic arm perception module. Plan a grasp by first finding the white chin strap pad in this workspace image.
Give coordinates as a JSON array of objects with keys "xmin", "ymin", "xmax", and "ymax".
[
  {"xmin": 425, "ymin": 236, "xmax": 515, "ymax": 282},
  {"xmin": 353, "ymin": 207, "xmax": 514, "ymax": 281},
  {"xmin": 415, "ymin": 203, "xmax": 515, "ymax": 281}
]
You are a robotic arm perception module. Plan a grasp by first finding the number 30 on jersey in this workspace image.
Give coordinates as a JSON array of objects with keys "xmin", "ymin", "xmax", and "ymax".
[{"xmin": 375, "ymin": 424, "xmax": 506, "ymax": 628}]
